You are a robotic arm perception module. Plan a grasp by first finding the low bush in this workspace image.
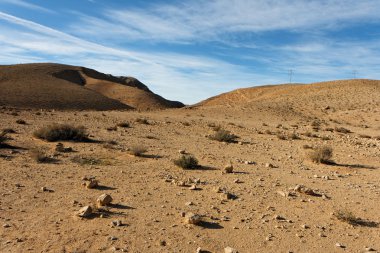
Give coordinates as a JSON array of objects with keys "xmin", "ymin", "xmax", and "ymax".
[
  {"xmin": 34, "ymin": 124, "xmax": 88, "ymax": 142},
  {"xmin": 308, "ymin": 146, "xmax": 333, "ymax": 164},
  {"xmin": 174, "ymin": 154, "xmax": 199, "ymax": 169},
  {"xmin": 128, "ymin": 145, "xmax": 147, "ymax": 157},
  {"xmin": 209, "ymin": 129, "xmax": 238, "ymax": 143}
]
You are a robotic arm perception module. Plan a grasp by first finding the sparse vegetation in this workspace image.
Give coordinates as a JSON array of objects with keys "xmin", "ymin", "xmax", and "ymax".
[
  {"xmin": 30, "ymin": 149, "xmax": 51, "ymax": 163},
  {"xmin": 308, "ymin": 146, "xmax": 333, "ymax": 164},
  {"xmin": 209, "ymin": 129, "xmax": 238, "ymax": 143},
  {"xmin": 34, "ymin": 124, "xmax": 89, "ymax": 142},
  {"xmin": 72, "ymin": 156, "xmax": 111, "ymax": 166},
  {"xmin": 334, "ymin": 210, "xmax": 378, "ymax": 227},
  {"xmin": 117, "ymin": 122, "xmax": 130, "ymax": 128},
  {"xmin": 135, "ymin": 118, "xmax": 149, "ymax": 125},
  {"xmin": 2, "ymin": 128, "xmax": 16, "ymax": 134},
  {"xmin": 335, "ymin": 126, "xmax": 351, "ymax": 134},
  {"xmin": 128, "ymin": 145, "xmax": 147, "ymax": 157},
  {"xmin": 0, "ymin": 132, "xmax": 9, "ymax": 146},
  {"xmin": 174, "ymin": 154, "xmax": 199, "ymax": 169},
  {"xmin": 16, "ymin": 119, "xmax": 26, "ymax": 124}
]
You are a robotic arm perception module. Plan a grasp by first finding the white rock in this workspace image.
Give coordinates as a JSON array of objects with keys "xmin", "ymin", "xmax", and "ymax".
[{"xmin": 224, "ymin": 246, "xmax": 238, "ymax": 253}]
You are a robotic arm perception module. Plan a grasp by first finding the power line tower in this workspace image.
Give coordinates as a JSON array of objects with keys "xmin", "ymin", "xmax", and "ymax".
[{"xmin": 288, "ymin": 69, "xmax": 294, "ymax": 83}]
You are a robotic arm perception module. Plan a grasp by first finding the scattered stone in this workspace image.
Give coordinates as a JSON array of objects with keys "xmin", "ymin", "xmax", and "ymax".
[
  {"xmin": 365, "ymin": 247, "xmax": 376, "ymax": 252},
  {"xmin": 335, "ymin": 243, "xmax": 345, "ymax": 248},
  {"xmin": 223, "ymin": 164, "xmax": 234, "ymax": 174},
  {"xmin": 294, "ymin": 185, "xmax": 322, "ymax": 197},
  {"xmin": 179, "ymin": 150, "xmax": 186, "ymax": 154},
  {"xmin": 77, "ymin": 206, "xmax": 92, "ymax": 218},
  {"xmin": 159, "ymin": 240, "xmax": 166, "ymax": 246},
  {"xmin": 111, "ymin": 220, "xmax": 123, "ymax": 227},
  {"xmin": 3, "ymin": 224, "xmax": 11, "ymax": 228},
  {"xmin": 189, "ymin": 184, "xmax": 197, "ymax": 190},
  {"xmin": 184, "ymin": 213, "xmax": 202, "ymax": 225},
  {"xmin": 265, "ymin": 163, "xmax": 274, "ymax": 168},
  {"xmin": 185, "ymin": 201, "xmax": 194, "ymax": 206},
  {"xmin": 224, "ymin": 246, "xmax": 238, "ymax": 253},
  {"xmin": 97, "ymin": 194, "xmax": 113, "ymax": 206},
  {"xmin": 109, "ymin": 236, "xmax": 118, "ymax": 241},
  {"xmin": 196, "ymin": 247, "xmax": 202, "ymax": 253},
  {"xmin": 83, "ymin": 179, "xmax": 99, "ymax": 189},
  {"xmin": 41, "ymin": 186, "xmax": 47, "ymax": 192},
  {"xmin": 301, "ymin": 224, "xmax": 310, "ymax": 229},
  {"xmin": 220, "ymin": 191, "xmax": 235, "ymax": 200}
]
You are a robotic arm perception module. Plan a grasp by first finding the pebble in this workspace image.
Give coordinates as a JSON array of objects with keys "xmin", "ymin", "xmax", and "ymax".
[{"xmin": 3, "ymin": 224, "xmax": 11, "ymax": 228}]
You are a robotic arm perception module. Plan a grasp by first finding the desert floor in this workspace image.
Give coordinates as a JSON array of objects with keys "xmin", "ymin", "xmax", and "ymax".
[{"xmin": 0, "ymin": 106, "xmax": 379, "ymax": 253}]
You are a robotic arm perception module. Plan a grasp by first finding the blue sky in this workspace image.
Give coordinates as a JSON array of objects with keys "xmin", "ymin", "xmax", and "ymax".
[{"xmin": 1, "ymin": 0, "xmax": 380, "ymax": 104}]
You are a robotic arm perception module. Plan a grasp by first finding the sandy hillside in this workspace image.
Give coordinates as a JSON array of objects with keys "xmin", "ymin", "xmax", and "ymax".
[
  {"xmin": 0, "ymin": 79, "xmax": 379, "ymax": 253},
  {"xmin": 0, "ymin": 63, "xmax": 184, "ymax": 111}
]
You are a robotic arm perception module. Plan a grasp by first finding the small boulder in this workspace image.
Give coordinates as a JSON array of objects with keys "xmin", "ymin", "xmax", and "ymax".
[
  {"xmin": 97, "ymin": 194, "xmax": 113, "ymax": 206},
  {"xmin": 77, "ymin": 206, "xmax": 92, "ymax": 218},
  {"xmin": 184, "ymin": 213, "xmax": 202, "ymax": 225},
  {"xmin": 83, "ymin": 179, "xmax": 98, "ymax": 189}
]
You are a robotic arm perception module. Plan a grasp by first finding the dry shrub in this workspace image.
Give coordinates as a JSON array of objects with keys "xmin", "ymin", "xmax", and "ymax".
[
  {"xmin": 128, "ymin": 145, "xmax": 147, "ymax": 157},
  {"xmin": 30, "ymin": 149, "xmax": 50, "ymax": 163},
  {"xmin": 174, "ymin": 154, "xmax": 199, "ymax": 169},
  {"xmin": 117, "ymin": 122, "xmax": 130, "ymax": 128},
  {"xmin": 335, "ymin": 127, "xmax": 351, "ymax": 134},
  {"xmin": 34, "ymin": 124, "xmax": 88, "ymax": 142},
  {"xmin": 209, "ymin": 129, "xmax": 238, "ymax": 143},
  {"xmin": 135, "ymin": 118, "xmax": 149, "ymax": 125},
  {"xmin": 334, "ymin": 210, "xmax": 378, "ymax": 227},
  {"xmin": 16, "ymin": 119, "xmax": 26, "ymax": 125},
  {"xmin": 0, "ymin": 132, "xmax": 9, "ymax": 145},
  {"xmin": 308, "ymin": 146, "xmax": 333, "ymax": 164}
]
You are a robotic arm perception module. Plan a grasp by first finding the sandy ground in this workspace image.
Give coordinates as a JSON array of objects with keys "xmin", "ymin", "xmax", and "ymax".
[{"xmin": 0, "ymin": 103, "xmax": 379, "ymax": 253}]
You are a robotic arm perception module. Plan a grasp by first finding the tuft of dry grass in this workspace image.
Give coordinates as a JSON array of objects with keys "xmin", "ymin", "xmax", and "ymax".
[
  {"xmin": 335, "ymin": 126, "xmax": 351, "ymax": 134},
  {"xmin": 34, "ymin": 124, "xmax": 88, "ymax": 142},
  {"xmin": 128, "ymin": 145, "xmax": 148, "ymax": 157},
  {"xmin": 334, "ymin": 210, "xmax": 378, "ymax": 227},
  {"xmin": 30, "ymin": 149, "xmax": 51, "ymax": 163},
  {"xmin": 135, "ymin": 118, "xmax": 150, "ymax": 125},
  {"xmin": 308, "ymin": 146, "xmax": 333, "ymax": 164},
  {"xmin": 16, "ymin": 119, "xmax": 26, "ymax": 125},
  {"xmin": 0, "ymin": 132, "xmax": 9, "ymax": 145},
  {"xmin": 174, "ymin": 154, "xmax": 199, "ymax": 169},
  {"xmin": 117, "ymin": 122, "xmax": 130, "ymax": 128},
  {"xmin": 209, "ymin": 129, "xmax": 238, "ymax": 143}
]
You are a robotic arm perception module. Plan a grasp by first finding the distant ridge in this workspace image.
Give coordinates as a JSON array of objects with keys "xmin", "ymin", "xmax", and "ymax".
[
  {"xmin": 195, "ymin": 79, "xmax": 380, "ymax": 117},
  {"xmin": 0, "ymin": 63, "xmax": 184, "ymax": 110}
]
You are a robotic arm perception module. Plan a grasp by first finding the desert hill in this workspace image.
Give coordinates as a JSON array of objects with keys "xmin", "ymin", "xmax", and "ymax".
[
  {"xmin": 196, "ymin": 79, "xmax": 380, "ymax": 120},
  {"xmin": 0, "ymin": 63, "xmax": 184, "ymax": 110}
]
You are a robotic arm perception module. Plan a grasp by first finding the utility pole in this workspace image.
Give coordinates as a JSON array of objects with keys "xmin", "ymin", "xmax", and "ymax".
[
  {"xmin": 288, "ymin": 69, "xmax": 294, "ymax": 83},
  {"xmin": 352, "ymin": 70, "xmax": 357, "ymax": 79}
]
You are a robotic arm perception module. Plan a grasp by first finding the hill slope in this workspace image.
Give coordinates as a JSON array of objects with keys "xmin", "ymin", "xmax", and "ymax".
[
  {"xmin": 0, "ymin": 63, "xmax": 184, "ymax": 110},
  {"xmin": 196, "ymin": 79, "xmax": 380, "ymax": 119}
]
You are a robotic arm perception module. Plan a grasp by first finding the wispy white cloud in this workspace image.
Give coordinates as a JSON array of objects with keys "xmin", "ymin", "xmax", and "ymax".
[
  {"xmin": 0, "ymin": 0, "xmax": 53, "ymax": 13},
  {"xmin": 72, "ymin": 0, "xmax": 380, "ymax": 43},
  {"xmin": 0, "ymin": 11, "xmax": 275, "ymax": 103}
]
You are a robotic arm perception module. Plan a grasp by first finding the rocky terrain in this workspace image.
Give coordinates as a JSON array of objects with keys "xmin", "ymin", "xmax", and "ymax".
[{"xmin": 0, "ymin": 75, "xmax": 379, "ymax": 252}]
